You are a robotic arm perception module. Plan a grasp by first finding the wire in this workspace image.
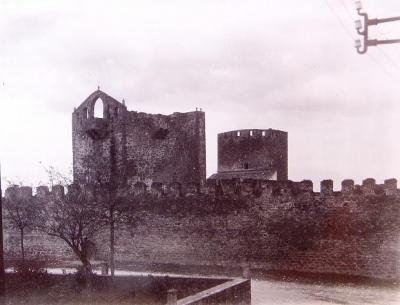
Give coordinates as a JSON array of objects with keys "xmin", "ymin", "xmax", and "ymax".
[
  {"xmin": 376, "ymin": 46, "xmax": 400, "ymax": 73},
  {"xmin": 337, "ymin": 0, "xmax": 355, "ymax": 22},
  {"xmin": 366, "ymin": 50, "xmax": 398, "ymax": 83},
  {"xmin": 322, "ymin": 0, "xmax": 356, "ymax": 41},
  {"xmin": 330, "ymin": 0, "xmax": 400, "ymax": 81},
  {"xmin": 373, "ymin": 26, "xmax": 400, "ymax": 75}
]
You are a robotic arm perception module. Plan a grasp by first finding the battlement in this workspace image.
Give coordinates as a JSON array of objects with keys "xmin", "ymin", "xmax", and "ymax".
[
  {"xmin": 5, "ymin": 177, "xmax": 397, "ymax": 204},
  {"xmin": 216, "ymin": 128, "xmax": 288, "ymax": 181},
  {"xmin": 3, "ymin": 178, "xmax": 400, "ymax": 281},
  {"xmin": 218, "ymin": 128, "xmax": 287, "ymax": 139},
  {"xmin": 318, "ymin": 178, "xmax": 398, "ymax": 197},
  {"xmin": 129, "ymin": 109, "xmax": 204, "ymax": 119}
]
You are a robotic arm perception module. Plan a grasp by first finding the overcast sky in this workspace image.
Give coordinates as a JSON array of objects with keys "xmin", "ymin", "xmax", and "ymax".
[{"xmin": 0, "ymin": 0, "xmax": 399, "ymax": 190}]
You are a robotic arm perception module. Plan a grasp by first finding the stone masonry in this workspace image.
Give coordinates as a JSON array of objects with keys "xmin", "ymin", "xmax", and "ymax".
[
  {"xmin": 3, "ymin": 177, "xmax": 400, "ymax": 280},
  {"xmin": 72, "ymin": 89, "xmax": 206, "ymax": 188},
  {"xmin": 210, "ymin": 129, "xmax": 288, "ymax": 181},
  {"xmin": 2, "ymin": 90, "xmax": 399, "ymax": 281}
]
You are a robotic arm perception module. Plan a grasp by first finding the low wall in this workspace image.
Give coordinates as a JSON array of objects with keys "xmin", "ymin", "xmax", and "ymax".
[{"xmin": 174, "ymin": 279, "xmax": 251, "ymax": 305}]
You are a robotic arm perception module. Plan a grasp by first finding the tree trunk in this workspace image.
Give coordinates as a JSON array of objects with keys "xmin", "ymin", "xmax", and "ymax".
[
  {"xmin": 79, "ymin": 255, "xmax": 93, "ymax": 288},
  {"xmin": 110, "ymin": 210, "xmax": 115, "ymax": 278},
  {"xmin": 20, "ymin": 229, "xmax": 25, "ymax": 262}
]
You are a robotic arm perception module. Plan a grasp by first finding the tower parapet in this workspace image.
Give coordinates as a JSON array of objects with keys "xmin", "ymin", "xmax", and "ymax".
[{"xmin": 210, "ymin": 128, "xmax": 288, "ymax": 181}]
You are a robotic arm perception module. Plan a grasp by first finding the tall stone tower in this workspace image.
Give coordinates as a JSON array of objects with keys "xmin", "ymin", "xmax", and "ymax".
[
  {"xmin": 72, "ymin": 89, "xmax": 206, "ymax": 188},
  {"xmin": 210, "ymin": 129, "xmax": 288, "ymax": 181}
]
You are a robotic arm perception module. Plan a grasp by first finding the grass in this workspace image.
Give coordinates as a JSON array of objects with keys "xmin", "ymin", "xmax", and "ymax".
[
  {"xmin": 2, "ymin": 273, "xmax": 162, "ymax": 305},
  {"xmin": 0, "ymin": 267, "xmax": 227, "ymax": 305}
]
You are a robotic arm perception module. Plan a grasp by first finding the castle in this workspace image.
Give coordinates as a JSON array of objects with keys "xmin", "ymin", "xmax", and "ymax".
[
  {"xmin": 72, "ymin": 89, "xmax": 206, "ymax": 188},
  {"xmin": 3, "ymin": 90, "xmax": 400, "ymax": 281},
  {"xmin": 210, "ymin": 129, "xmax": 288, "ymax": 181},
  {"xmin": 72, "ymin": 89, "xmax": 287, "ymax": 188}
]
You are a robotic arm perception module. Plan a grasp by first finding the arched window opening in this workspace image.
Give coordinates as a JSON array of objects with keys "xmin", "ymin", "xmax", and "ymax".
[
  {"xmin": 93, "ymin": 98, "xmax": 104, "ymax": 118},
  {"xmin": 244, "ymin": 162, "xmax": 249, "ymax": 169}
]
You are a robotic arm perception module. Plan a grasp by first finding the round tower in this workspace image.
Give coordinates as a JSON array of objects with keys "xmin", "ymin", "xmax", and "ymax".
[{"xmin": 210, "ymin": 129, "xmax": 288, "ymax": 181}]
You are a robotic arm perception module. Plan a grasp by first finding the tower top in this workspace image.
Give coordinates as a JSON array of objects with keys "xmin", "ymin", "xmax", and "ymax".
[{"xmin": 73, "ymin": 89, "xmax": 126, "ymax": 113}]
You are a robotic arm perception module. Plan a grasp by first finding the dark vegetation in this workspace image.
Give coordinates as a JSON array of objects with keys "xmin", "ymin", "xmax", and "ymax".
[{"xmin": 2, "ymin": 260, "xmax": 226, "ymax": 305}]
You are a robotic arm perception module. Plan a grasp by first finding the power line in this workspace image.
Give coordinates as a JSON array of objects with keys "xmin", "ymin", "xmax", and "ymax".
[
  {"xmin": 337, "ymin": 0, "xmax": 355, "ymax": 22},
  {"xmin": 376, "ymin": 46, "xmax": 400, "ymax": 73},
  {"xmin": 373, "ymin": 28, "xmax": 400, "ymax": 75},
  {"xmin": 322, "ymin": 0, "xmax": 355, "ymax": 41},
  {"xmin": 320, "ymin": 0, "xmax": 398, "ymax": 83},
  {"xmin": 354, "ymin": 3, "xmax": 400, "ymax": 54},
  {"xmin": 330, "ymin": 0, "xmax": 399, "ymax": 80},
  {"xmin": 366, "ymin": 50, "xmax": 398, "ymax": 83}
]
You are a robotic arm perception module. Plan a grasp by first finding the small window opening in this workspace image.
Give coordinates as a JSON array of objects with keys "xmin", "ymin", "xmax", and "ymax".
[
  {"xmin": 153, "ymin": 128, "xmax": 169, "ymax": 140},
  {"xmin": 114, "ymin": 107, "xmax": 118, "ymax": 117},
  {"xmin": 237, "ymin": 131, "xmax": 241, "ymax": 137},
  {"xmin": 262, "ymin": 131, "xmax": 266, "ymax": 136},
  {"xmin": 250, "ymin": 130, "xmax": 253, "ymax": 136},
  {"xmin": 93, "ymin": 98, "xmax": 104, "ymax": 118},
  {"xmin": 244, "ymin": 162, "xmax": 249, "ymax": 169},
  {"xmin": 83, "ymin": 108, "xmax": 88, "ymax": 119}
]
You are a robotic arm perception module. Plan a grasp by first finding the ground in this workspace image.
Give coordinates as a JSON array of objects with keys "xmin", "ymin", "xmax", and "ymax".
[
  {"xmin": 50, "ymin": 268, "xmax": 400, "ymax": 305},
  {"xmin": 252, "ymin": 279, "xmax": 400, "ymax": 305},
  {"xmin": 4, "ymin": 267, "xmax": 400, "ymax": 304}
]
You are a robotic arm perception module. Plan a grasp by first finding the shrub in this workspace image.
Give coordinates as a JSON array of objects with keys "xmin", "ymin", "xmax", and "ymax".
[{"xmin": 10, "ymin": 258, "xmax": 52, "ymax": 289}]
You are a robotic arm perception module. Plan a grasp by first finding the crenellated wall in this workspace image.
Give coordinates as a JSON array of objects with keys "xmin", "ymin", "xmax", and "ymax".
[{"xmin": 3, "ymin": 177, "xmax": 400, "ymax": 280}]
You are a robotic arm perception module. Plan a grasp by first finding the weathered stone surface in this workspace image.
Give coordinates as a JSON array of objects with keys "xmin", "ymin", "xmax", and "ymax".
[
  {"xmin": 3, "ymin": 178, "xmax": 400, "ymax": 280},
  {"xmin": 72, "ymin": 90, "xmax": 206, "ymax": 187},
  {"xmin": 5, "ymin": 90, "xmax": 399, "ymax": 282},
  {"xmin": 210, "ymin": 129, "xmax": 288, "ymax": 181}
]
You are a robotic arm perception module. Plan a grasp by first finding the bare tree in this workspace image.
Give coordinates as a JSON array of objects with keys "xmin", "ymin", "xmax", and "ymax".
[
  {"xmin": 4, "ymin": 185, "xmax": 37, "ymax": 261},
  {"xmin": 36, "ymin": 183, "xmax": 102, "ymax": 281},
  {"xmin": 45, "ymin": 157, "xmax": 138, "ymax": 278},
  {"xmin": 80, "ymin": 155, "xmax": 137, "ymax": 278},
  {"xmin": 91, "ymin": 177, "xmax": 137, "ymax": 278}
]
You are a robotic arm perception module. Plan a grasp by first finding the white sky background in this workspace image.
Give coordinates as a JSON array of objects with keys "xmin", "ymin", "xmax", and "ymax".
[{"xmin": 0, "ymin": 0, "xmax": 399, "ymax": 190}]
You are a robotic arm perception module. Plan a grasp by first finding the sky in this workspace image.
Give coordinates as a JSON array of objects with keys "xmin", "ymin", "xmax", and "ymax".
[{"xmin": 0, "ymin": 0, "xmax": 399, "ymax": 191}]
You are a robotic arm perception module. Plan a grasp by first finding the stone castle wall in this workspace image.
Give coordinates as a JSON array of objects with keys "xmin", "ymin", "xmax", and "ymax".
[
  {"xmin": 212, "ymin": 129, "xmax": 288, "ymax": 181},
  {"xmin": 125, "ymin": 110, "xmax": 206, "ymax": 187},
  {"xmin": 72, "ymin": 90, "xmax": 206, "ymax": 187},
  {"xmin": 4, "ymin": 177, "xmax": 400, "ymax": 280}
]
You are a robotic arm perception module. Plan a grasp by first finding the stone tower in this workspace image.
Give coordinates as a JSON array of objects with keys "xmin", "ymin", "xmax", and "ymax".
[
  {"xmin": 72, "ymin": 89, "xmax": 206, "ymax": 188},
  {"xmin": 210, "ymin": 129, "xmax": 288, "ymax": 181}
]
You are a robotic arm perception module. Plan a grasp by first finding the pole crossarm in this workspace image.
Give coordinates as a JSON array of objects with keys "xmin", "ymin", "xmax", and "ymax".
[
  {"xmin": 374, "ymin": 39, "xmax": 400, "ymax": 46},
  {"xmin": 355, "ymin": 2, "xmax": 400, "ymax": 54},
  {"xmin": 368, "ymin": 16, "xmax": 400, "ymax": 26}
]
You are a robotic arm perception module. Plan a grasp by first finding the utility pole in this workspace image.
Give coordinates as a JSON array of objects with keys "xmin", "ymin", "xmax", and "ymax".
[
  {"xmin": 0, "ymin": 166, "xmax": 5, "ymax": 296},
  {"xmin": 354, "ymin": 1, "xmax": 400, "ymax": 54}
]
